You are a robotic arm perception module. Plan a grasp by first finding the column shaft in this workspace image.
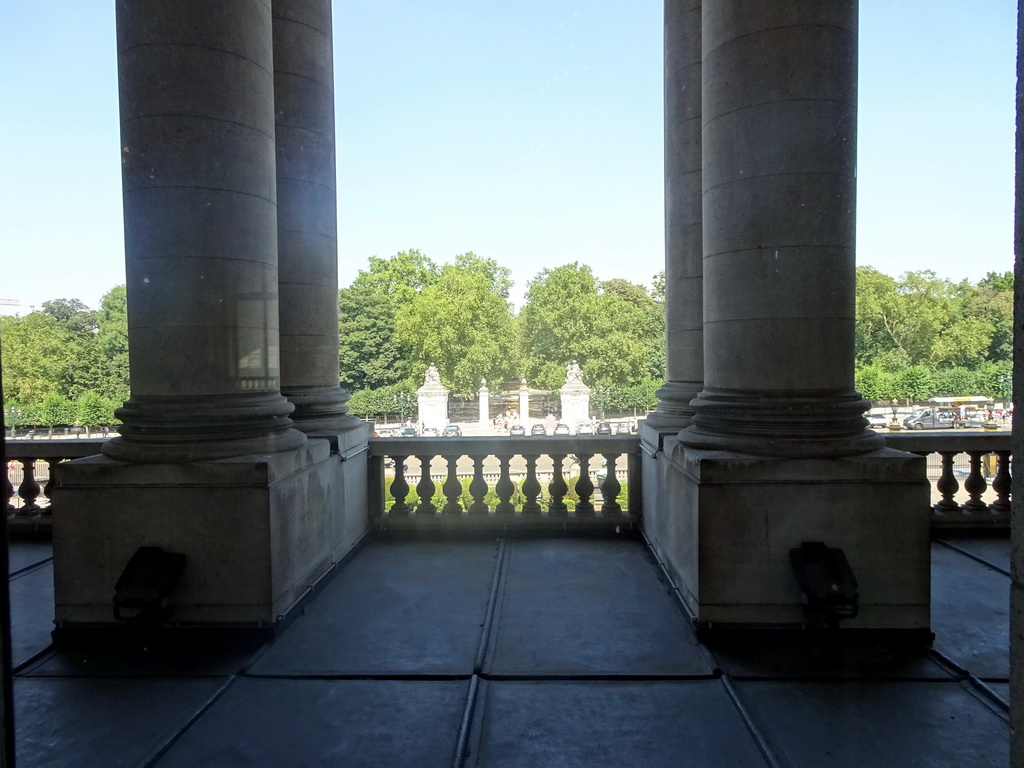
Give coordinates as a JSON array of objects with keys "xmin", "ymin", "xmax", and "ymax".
[
  {"xmin": 648, "ymin": 0, "xmax": 703, "ymax": 430},
  {"xmin": 681, "ymin": 1, "xmax": 881, "ymax": 458},
  {"xmin": 273, "ymin": 0, "xmax": 357, "ymax": 433},
  {"xmin": 104, "ymin": 0, "xmax": 305, "ymax": 462}
]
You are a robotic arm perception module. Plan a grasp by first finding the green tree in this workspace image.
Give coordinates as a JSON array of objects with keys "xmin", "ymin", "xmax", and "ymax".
[
  {"xmin": 0, "ymin": 313, "xmax": 69, "ymax": 403},
  {"xmin": 931, "ymin": 367, "xmax": 979, "ymax": 397},
  {"xmin": 36, "ymin": 392, "xmax": 76, "ymax": 437},
  {"xmin": 338, "ymin": 249, "xmax": 441, "ymax": 390},
  {"xmin": 892, "ymin": 366, "xmax": 935, "ymax": 404},
  {"xmin": 95, "ymin": 285, "xmax": 130, "ymax": 402},
  {"xmin": 854, "ymin": 365, "xmax": 895, "ymax": 401},
  {"xmin": 394, "ymin": 254, "xmax": 519, "ymax": 396},
  {"xmin": 75, "ymin": 390, "xmax": 115, "ymax": 434},
  {"xmin": 519, "ymin": 263, "xmax": 603, "ymax": 389}
]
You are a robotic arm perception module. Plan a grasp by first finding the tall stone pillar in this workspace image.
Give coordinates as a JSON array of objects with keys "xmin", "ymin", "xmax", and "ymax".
[
  {"xmin": 103, "ymin": 0, "xmax": 305, "ymax": 463},
  {"xmin": 1009, "ymin": 0, "xmax": 1024, "ymax": 759},
  {"xmin": 518, "ymin": 380, "xmax": 530, "ymax": 424},
  {"xmin": 478, "ymin": 380, "xmax": 490, "ymax": 429},
  {"xmin": 644, "ymin": 2, "xmax": 929, "ymax": 635},
  {"xmin": 273, "ymin": 0, "xmax": 358, "ymax": 434},
  {"xmin": 681, "ymin": 2, "xmax": 881, "ymax": 459},
  {"xmin": 647, "ymin": 0, "xmax": 703, "ymax": 431}
]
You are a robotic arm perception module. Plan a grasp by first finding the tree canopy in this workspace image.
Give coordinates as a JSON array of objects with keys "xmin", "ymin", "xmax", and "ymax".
[{"xmin": 2, "ymin": 259, "xmax": 1013, "ymax": 427}]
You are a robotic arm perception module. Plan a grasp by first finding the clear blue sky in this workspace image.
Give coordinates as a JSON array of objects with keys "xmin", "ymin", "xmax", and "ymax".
[{"xmin": 0, "ymin": 1, "xmax": 1016, "ymax": 313}]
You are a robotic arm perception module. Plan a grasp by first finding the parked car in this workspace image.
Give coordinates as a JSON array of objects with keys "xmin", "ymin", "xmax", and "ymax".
[
  {"xmin": 595, "ymin": 422, "xmax": 612, "ymax": 435},
  {"xmin": 576, "ymin": 422, "xmax": 594, "ymax": 435},
  {"xmin": 442, "ymin": 425, "xmax": 462, "ymax": 437},
  {"xmin": 530, "ymin": 424, "xmax": 547, "ymax": 436},
  {"xmin": 867, "ymin": 414, "xmax": 888, "ymax": 428},
  {"xmin": 615, "ymin": 422, "xmax": 631, "ymax": 434},
  {"xmin": 421, "ymin": 427, "xmax": 438, "ymax": 437},
  {"xmin": 902, "ymin": 408, "xmax": 978, "ymax": 430},
  {"xmin": 553, "ymin": 423, "xmax": 571, "ymax": 435},
  {"xmin": 399, "ymin": 427, "xmax": 418, "ymax": 437},
  {"xmin": 377, "ymin": 427, "xmax": 400, "ymax": 437},
  {"xmin": 509, "ymin": 425, "xmax": 526, "ymax": 436}
]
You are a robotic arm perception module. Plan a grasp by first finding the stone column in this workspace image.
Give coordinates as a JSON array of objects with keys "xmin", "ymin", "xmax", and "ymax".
[
  {"xmin": 1010, "ymin": 0, "xmax": 1024, "ymax": 760},
  {"xmin": 273, "ymin": 0, "xmax": 358, "ymax": 434},
  {"xmin": 518, "ymin": 380, "xmax": 530, "ymax": 424},
  {"xmin": 478, "ymin": 379, "xmax": 490, "ymax": 429},
  {"xmin": 104, "ymin": 0, "xmax": 305, "ymax": 463},
  {"xmin": 681, "ymin": 2, "xmax": 881, "ymax": 459},
  {"xmin": 647, "ymin": 0, "xmax": 703, "ymax": 431}
]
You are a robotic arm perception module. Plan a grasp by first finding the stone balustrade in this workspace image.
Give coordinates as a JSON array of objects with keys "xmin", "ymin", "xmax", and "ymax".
[
  {"xmin": 368, "ymin": 435, "xmax": 640, "ymax": 531},
  {"xmin": 884, "ymin": 431, "xmax": 1011, "ymax": 530},
  {"xmin": 3, "ymin": 432, "xmax": 1008, "ymax": 535},
  {"xmin": 4, "ymin": 439, "xmax": 107, "ymax": 537}
]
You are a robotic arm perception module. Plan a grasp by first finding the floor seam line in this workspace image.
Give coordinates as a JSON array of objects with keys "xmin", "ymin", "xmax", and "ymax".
[{"xmin": 934, "ymin": 538, "xmax": 1011, "ymax": 577}]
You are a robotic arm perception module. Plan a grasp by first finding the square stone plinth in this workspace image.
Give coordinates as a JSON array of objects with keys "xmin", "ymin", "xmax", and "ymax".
[
  {"xmin": 647, "ymin": 441, "xmax": 930, "ymax": 631},
  {"xmin": 52, "ymin": 429, "xmax": 369, "ymax": 628}
]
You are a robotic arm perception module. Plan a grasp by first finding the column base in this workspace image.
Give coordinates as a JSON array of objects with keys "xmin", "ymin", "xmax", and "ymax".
[
  {"xmin": 104, "ymin": 393, "xmax": 307, "ymax": 463},
  {"xmin": 682, "ymin": 387, "xmax": 884, "ymax": 458},
  {"xmin": 53, "ymin": 430, "xmax": 369, "ymax": 629},
  {"xmin": 644, "ymin": 380, "xmax": 699, "ymax": 430},
  {"xmin": 283, "ymin": 385, "xmax": 363, "ymax": 434},
  {"xmin": 643, "ymin": 440, "xmax": 931, "ymax": 631}
]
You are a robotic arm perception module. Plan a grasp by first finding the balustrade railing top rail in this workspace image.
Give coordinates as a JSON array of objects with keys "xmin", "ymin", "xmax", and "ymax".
[
  {"xmin": 368, "ymin": 434, "xmax": 641, "ymax": 531},
  {"xmin": 884, "ymin": 431, "xmax": 1011, "ymax": 530}
]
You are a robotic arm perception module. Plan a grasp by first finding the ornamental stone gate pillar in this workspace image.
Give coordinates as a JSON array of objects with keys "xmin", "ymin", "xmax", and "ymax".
[
  {"xmin": 273, "ymin": 0, "xmax": 360, "ymax": 435},
  {"xmin": 52, "ymin": 0, "xmax": 368, "ymax": 632},
  {"xmin": 644, "ymin": 1, "xmax": 930, "ymax": 636},
  {"xmin": 479, "ymin": 379, "xmax": 490, "ymax": 429}
]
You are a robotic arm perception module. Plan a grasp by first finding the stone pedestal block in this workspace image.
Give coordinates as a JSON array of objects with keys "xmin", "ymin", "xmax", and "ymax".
[
  {"xmin": 417, "ymin": 390, "xmax": 449, "ymax": 431},
  {"xmin": 52, "ymin": 426, "xmax": 369, "ymax": 628},
  {"xmin": 560, "ymin": 386, "xmax": 590, "ymax": 426},
  {"xmin": 645, "ymin": 440, "xmax": 931, "ymax": 631}
]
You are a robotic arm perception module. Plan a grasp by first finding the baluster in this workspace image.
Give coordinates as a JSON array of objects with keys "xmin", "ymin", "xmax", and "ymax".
[
  {"xmin": 494, "ymin": 455, "xmax": 515, "ymax": 516},
  {"xmin": 468, "ymin": 455, "xmax": 489, "ymax": 515},
  {"xmin": 16, "ymin": 459, "xmax": 41, "ymax": 516},
  {"xmin": 3, "ymin": 466, "xmax": 14, "ymax": 517},
  {"xmin": 415, "ymin": 454, "xmax": 437, "ymax": 515},
  {"xmin": 962, "ymin": 451, "xmax": 988, "ymax": 514},
  {"xmin": 989, "ymin": 450, "xmax": 1011, "ymax": 516},
  {"xmin": 574, "ymin": 452, "xmax": 595, "ymax": 516},
  {"xmin": 933, "ymin": 450, "xmax": 960, "ymax": 515},
  {"xmin": 441, "ymin": 455, "xmax": 463, "ymax": 515},
  {"xmin": 548, "ymin": 453, "xmax": 568, "ymax": 516},
  {"xmin": 521, "ymin": 454, "xmax": 542, "ymax": 516},
  {"xmin": 389, "ymin": 455, "xmax": 412, "ymax": 515},
  {"xmin": 600, "ymin": 453, "xmax": 622, "ymax": 515},
  {"xmin": 41, "ymin": 458, "xmax": 60, "ymax": 516}
]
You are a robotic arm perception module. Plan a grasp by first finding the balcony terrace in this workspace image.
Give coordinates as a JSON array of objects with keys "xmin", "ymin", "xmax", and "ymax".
[{"xmin": 1, "ymin": 432, "xmax": 1012, "ymax": 765}]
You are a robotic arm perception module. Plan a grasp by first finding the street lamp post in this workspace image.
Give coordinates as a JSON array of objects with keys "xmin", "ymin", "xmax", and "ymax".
[{"xmin": 998, "ymin": 372, "xmax": 1012, "ymax": 410}]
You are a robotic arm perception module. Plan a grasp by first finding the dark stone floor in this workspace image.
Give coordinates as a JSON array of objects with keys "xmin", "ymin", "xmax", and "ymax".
[{"xmin": 7, "ymin": 532, "xmax": 1011, "ymax": 767}]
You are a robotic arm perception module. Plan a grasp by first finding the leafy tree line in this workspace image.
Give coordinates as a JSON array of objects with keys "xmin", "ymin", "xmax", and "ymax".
[
  {"xmin": 338, "ymin": 250, "xmax": 665, "ymax": 418},
  {"xmin": 854, "ymin": 267, "xmax": 1013, "ymax": 403},
  {"xmin": 1, "ymin": 259, "xmax": 1013, "ymax": 427},
  {"xmin": 2, "ymin": 291, "xmax": 128, "ymax": 429}
]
